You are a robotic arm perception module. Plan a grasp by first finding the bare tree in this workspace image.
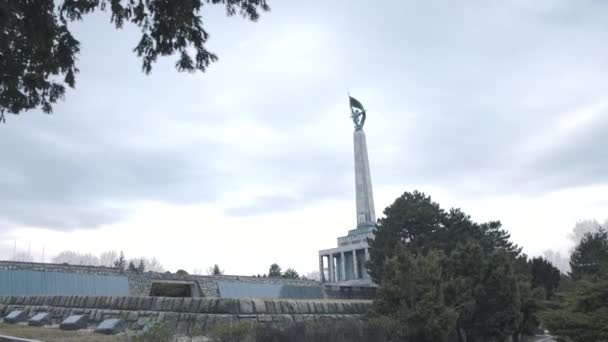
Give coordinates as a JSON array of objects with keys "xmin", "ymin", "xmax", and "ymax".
[
  {"xmin": 207, "ymin": 264, "xmax": 224, "ymax": 275},
  {"xmin": 542, "ymin": 249, "xmax": 570, "ymax": 274},
  {"xmin": 128, "ymin": 257, "xmax": 164, "ymax": 273},
  {"xmin": 99, "ymin": 251, "xmax": 118, "ymax": 267},
  {"xmin": 52, "ymin": 250, "xmax": 100, "ymax": 265},
  {"xmin": 11, "ymin": 251, "xmax": 33, "ymax": 262},
  {"xmin": 569, "ymin": 219, "xmax": 602, "ymax": 245},
  {"xmin": 51, "ymin": 250, "xmax": 164, "ymax": 272},
  {"xmin": 304, "ymin": 270, "xmax": 320, "ymax": 281}
]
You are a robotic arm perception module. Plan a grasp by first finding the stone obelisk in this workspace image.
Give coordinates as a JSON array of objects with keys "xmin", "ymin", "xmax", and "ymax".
[
  {"xmin": 353, "ymin": 129, "xmax": 376, "ymax": 230},
  {"xmin": 317, "ymin": 96, "xmax": 377, "ymax": 284},
  {"xmin": 350, "ymin": 96, "xmax": 376, "ymax": 232}
]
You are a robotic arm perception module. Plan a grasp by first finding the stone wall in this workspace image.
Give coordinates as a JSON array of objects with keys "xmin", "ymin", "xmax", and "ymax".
[
  {"xmin": 0, "ymin": 261, "xmax": 121, "ymax": 276},
  {"xmin": 0, "ymin": 296, "xmax": 371, "ymax": 335}
]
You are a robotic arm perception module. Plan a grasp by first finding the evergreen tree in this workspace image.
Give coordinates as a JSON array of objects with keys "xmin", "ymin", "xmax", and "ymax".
[
  {"xmin": 530, "ymin": 257, "xmax": 561, "ymax": 298},
  {"xmin": 0, "ymin": 0, "xmax": 270, "ymax": 120},
  {"xmin": 370, "ymin": 247, "xmax": 457, "ymax": 342},
  {"xmin": 113, "ymin": 251, "xmax": 126, "ymax": 271},
  {"xmin": 444, "ymin": 243, "xmax": 521, "ymax": 341},
  {"xmin": 212, "ymin": 264, "xmax": 223, "ymax": 275},
  {"xmin": 569, "ymin": 228, "xmax": 608, "ymax": 280},
  {"xmin": 268, "ymin": 263, "xmax": 281, "ymax": 278},
  {"xmin": 137, "ymin": 258, "xmax": 145, "ymax": 273},
  {"xmin": 369, "ymin": 191, "xmax": 526, "ymax": 342},
  {"xmin": 282, "ymin": 268, "xmax": 299, "ymax": 279},
  {"xmin": 543, "ymin": 279, "xmax": 608, "ymax": 342},
  {"xmin": 127, "ymin": 261, "xmax": 137, "ymax": 272}
]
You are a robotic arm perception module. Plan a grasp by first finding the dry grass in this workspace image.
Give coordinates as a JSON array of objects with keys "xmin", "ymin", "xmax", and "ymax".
[{"xmin": 0, "ymin": 323, "xmax": 130, "ymax": 342}]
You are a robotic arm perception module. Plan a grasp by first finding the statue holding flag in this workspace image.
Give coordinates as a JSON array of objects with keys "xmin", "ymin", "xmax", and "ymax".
[{"xmin": 349, "ymin": 95, "xmax": 366, "ymax": 131}]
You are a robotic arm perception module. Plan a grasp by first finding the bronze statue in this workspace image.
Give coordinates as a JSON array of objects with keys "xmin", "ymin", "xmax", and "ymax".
[{"xmin": 349, "ymin": 95, "xmax": 366, "ymax": 130}]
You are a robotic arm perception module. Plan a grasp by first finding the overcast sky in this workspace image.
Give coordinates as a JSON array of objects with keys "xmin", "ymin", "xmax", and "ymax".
[{"xmin": 1, "ymin": 0, "xmax": 607, "ymax": 275}]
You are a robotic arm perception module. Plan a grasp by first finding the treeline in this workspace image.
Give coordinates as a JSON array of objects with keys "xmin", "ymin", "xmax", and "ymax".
[
  {"xmin": 367, "ymin": 191, "xmax": 562, "ymax": 342},
  {"xmin": 51, "ymin": 249, "xmax": 165, "ymax": 272}
]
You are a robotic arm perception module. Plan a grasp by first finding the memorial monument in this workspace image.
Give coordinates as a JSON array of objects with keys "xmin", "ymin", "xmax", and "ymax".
[{"xmin": 318, "ymin": 96, "xmax": 376, "ymax": 286}]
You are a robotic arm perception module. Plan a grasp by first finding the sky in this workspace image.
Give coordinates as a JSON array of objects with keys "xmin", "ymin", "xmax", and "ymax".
[{"xmin": 1, "ymin": 0, "xmax": 607, "ymax": 275}]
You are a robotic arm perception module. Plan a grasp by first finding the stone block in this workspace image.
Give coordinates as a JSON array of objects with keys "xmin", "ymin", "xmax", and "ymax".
[
  {"xmin": 4, "ymin": 310, "xmax": 27, "ymax": 324},
  {"xmin": 189, "ymin": 298, "xmax": 202, "ymax": 313},
  {"xmin": 296, "ymin": 301, "xmax": 309, "ymax": 314},
  {"xmin": 257, "ymin": 314, "xmax": 272, "ymax": 323},
  {"xmin": 95, "ymin": 318, "xmax": 124, "ymax": 335},
  {"xmin": 86, "ymin": 296, "xmax": 97, "ymax": 308},
  {"xmin": 153, "ymin": 297, "xmax": 164, "ymax": 311},
  {"xmin": 238, "ymin": 299, "xmax": 254, "ymax": 314},
  {"xmin": 251, "ymin": 299, "xmax": 266, "ymax": 314},
  {"xmin": 216, "ymin": 298, "xmax": 237, "ymax": 314},
  {"xmin": 198, "ymin": 298, "xmax": 217, "ymax": 313},
  {"xmin": 189, "ymin": 317, "xmax": 206, "ymax": 336},
  {"xmin": 93, "ymin": 309, "xmax": 103, "ymax": 322},
  {"xmin": 128, "ymin": 297, "xmax": 139, "ymax": 310},
  {"xmin": 176, "ymin": 321, "xmax": 191, "ymax": 335},
  {"xmin": 28, "ymin": 312, "xmax": 51, "ymax": 326},
  {"xmin": 161, "ymin": 298, "xmax": 173, "ymax": 311},
  {"xmin": 181, "ymin": 298, "xmax": 192, "ymax": 312},
  {"xmin": 140, "ymin": 297, "xmax": 153, "ymax": 311},
  {"xmin": 119, "ymin": 297, "xmax": 129, "ymax": 310},
  {"xmin": 264, "ymin": 300, "xmax": 278, "ymax": 314},
  {"xmin": 170, "ymin": 297, "xmax": 184, "ymax": 312},
  {"xmin": 126, "ymin": 311, "xmax": 139, "ymax": 322},
  {"xmin": 211, "ymin": 314, "xmax": 233, "ymax": 329},
  {"xmin": 95, "ymin": 297, "xmax": 105, "ymax": 309},
  {"xmin": 60, "ymin": 314, "xmax": 88, "ymax": 330},
  {"xmin": 272, "ymin": 314, "xmax": 294, "ymax": 326}
]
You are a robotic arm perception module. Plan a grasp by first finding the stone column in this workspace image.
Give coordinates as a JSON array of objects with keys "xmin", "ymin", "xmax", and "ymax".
[
  {"xmin": 354, "ymin": 129, "xmax": 376, "ymax": 230},
  {"xmin": 364, "ymin": 249, "xmax": 370, "ymax": 279},
  {"xmin": 353, "ymin": 250, "xmax": 359, "ymax": 279},
  {"xmin": 319, "ymin": 255, "xmax": 325, "ymax": 283},
  {"xmin": 340, "ymin": 251, "xmax": 346, "ymax": 281},
  {"xmin": 328, "ymin": 254, "xmax": 334, "ymax": 283}
]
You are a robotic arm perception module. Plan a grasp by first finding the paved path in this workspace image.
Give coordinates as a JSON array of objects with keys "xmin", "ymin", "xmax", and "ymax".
[{"xmin": 531, "ymin": 336, "xmax": 556, "ymax": 342}]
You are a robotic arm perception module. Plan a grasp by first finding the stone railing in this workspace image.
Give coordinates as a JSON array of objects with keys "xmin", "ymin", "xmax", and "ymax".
[{"xmin": 0, "ymin": 296, "xmax": 371, "ymax": 334}]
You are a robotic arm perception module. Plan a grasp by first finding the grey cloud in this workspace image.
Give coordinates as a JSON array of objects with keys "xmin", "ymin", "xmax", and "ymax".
[{"xmin": 2, "ymin": 0, "xmax": 608, "ymax": 229}]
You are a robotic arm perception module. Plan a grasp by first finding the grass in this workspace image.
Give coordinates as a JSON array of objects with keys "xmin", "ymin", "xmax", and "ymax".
[{"xmin": 0, "ymin": 323, "xmax": 130, "ymax": 342}]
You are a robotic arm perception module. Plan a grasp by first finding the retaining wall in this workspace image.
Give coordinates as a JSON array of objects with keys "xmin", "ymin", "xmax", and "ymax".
[{"xmin": 0, "ymin": 296, "xmax": 371, "ymax": 335}]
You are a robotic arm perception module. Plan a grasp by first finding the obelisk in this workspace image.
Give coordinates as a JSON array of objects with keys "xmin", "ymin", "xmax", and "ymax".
[{"xmin": 349, "ymin": 96, "xmax": 376, "ymax": 231}]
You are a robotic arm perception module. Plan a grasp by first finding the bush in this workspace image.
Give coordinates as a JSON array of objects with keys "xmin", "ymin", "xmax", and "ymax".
[
  {"xmin": 206, "ymin": 320, "xmax": 386, "ymax": 342},
  {"xmin": 131, "ymin": 322, "xmax": 173, "ymax": 342}
]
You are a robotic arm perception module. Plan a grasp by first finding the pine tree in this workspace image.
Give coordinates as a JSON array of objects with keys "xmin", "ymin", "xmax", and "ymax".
[
  {"xmin": 282, "ymin": 268, "xmax": 299, "ymax": 279},
  {"xmin": 570, "ymin": 228, "xmax": 608, "ymax": 280},
  {"xmin": 137, "ymin": 258, "xmax": 145, "ymax": 273},
  {"xmin": 212, "ymin": 264, "xmax": 223, "ymax": 275},
  {"xmin": 0, "ymin": 0, "xmax": 270, "ymax": 120},
  {"xmin": 268, "ymin": 263, "xmax": 281, "ymax": 278},
  {"xmin": 127, "ymin": 261, "xmax": 137, "ymax": 272},
  {"xmin": 113, "ymin": 251, "xmax": 126, "ymax": 271},
  {"xmin": 369, "ymin": 247, "xmax": 457, "ymax": 342}
]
